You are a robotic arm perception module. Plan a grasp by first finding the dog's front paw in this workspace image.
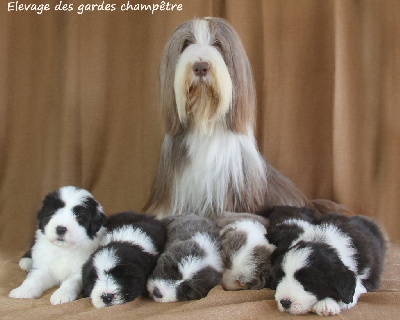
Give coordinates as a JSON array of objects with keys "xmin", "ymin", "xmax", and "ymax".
[
  {"xmin": 312, "ymin": 298, "xmax": 341, "ymax": 316},
  {"xmin": 19, "ymin": 257, "xmax": 33, "ymax": 272},
  {"xmin": 50, "ymin": 288, "xmax": 78, "ymax": 305},
  {"xmin": 9, "ymin": 286, "xmax": 37, "ymax": 299}
]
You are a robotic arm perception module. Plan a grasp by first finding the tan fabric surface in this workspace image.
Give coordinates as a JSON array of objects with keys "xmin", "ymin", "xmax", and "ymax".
[{"xmin": 1, "ymin": 0, "xmax": 399, "ymax": 318}]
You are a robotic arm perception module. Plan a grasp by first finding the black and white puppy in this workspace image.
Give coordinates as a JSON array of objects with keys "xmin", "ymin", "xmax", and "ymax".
[
  {"xmin": 9, "ymin": 186, "xmax": 106, "ymax": 305},
  {"xmin": 262, "ymin": 206, "xmax": 386, "ymax": 316},
  {"xmin": 82, "ymin": 211, "xmax": 167, "ymax": 308},
  {"xmin": 147, "ymin": 215, "xmax": 222, "ymax": 302},
  {"xmin": 215, "ymin": 212, "xmax": 275, "ymax": 290}
]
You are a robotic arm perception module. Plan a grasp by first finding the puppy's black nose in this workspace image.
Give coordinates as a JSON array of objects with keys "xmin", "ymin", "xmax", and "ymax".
[
  {"xmin": 152, "ymin": 287, "xmax": 163, "ymax": 299},
  {"xmin": 56, "ymin": 226, "xmax": 67, "ymax": 236},
  {"xmin": 193, "ymin": 61, "xmax": 209, "ymax": 77},
  {"xmin": 101, "ymin": 293, "xmax": 114, "ymax": 304},
  {"xmin": 280, "ymin": 298, "xmax": 292, "ymax": 309}
]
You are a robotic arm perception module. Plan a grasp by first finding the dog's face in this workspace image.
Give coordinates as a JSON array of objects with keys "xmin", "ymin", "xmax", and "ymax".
[
  {"xmin": 272, "ymin": 241, "xmax": 356, "ymax": 315},
  {"xmin": 147, "ymin": 234, "xmax": 222, "ymax": 302},
  {"xmin": 220, "ymin": 220, "xmax": 275, "ymax": 290},
  {"xmin": 37, "ymin": 186, "xmax": 105, "ymax": 247},
  {"xmin": 160, "ymin": 17, "xmax": 255, "ymax": 134},
  {"xmin": 82, "ymin": 244, "xmax": 147, "ymax": 308}
]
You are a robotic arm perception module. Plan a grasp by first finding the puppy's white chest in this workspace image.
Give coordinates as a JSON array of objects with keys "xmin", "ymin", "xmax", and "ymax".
[{"xmin": 32, "ymin": 234, "xmax": 92, "ymax": 281}]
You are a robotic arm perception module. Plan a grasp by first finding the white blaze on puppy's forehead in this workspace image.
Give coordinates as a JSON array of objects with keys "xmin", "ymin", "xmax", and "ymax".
[
  {"xmin": 283, "ymin": 247, "xmax": 311, "ymax": 276},
  {"xmin": 93, "ymin": 247, "xmax": 119, "ymax": 272},
  {"xmin": 280, "ymin": 219, "xmax": 313, "ymax": 232},
  {"xmin": 102, "ymin": 226, "xmax": 158, "ymax": 256},
  {"xmin": 192, "ymin": 232, "xmax": 223, "ymax": 271},
  {"xmin": 176, "ymin": 233, "xmax": 222, "ymax": 281},
  {"xmin": 59, "ymin": 186, "xmax": 93, "ymax": 207},
  {"xmin": 298, "ymin": 224, "xmax": 357, "ymax": 273},
  {"xmin": 193, "ymin": 19, "xmax": 210, "ymax": 45}
]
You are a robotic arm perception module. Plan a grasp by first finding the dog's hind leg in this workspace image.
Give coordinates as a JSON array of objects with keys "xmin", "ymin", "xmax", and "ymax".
[{"xmin": 18, "ymin": 238, "xmax": 36, "ymax": 272}]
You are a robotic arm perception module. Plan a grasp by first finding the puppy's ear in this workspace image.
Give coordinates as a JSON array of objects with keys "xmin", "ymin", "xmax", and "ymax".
[
  {"xmin": 37, "ymin": 190, "xmax": 62, "ymax": 231},
  {"xmin": 85, "ymin": 198, "xmax": 106, "ymax": 237},
  {"xmin": 37, "ymin": 205, "xmax": 45, "ymax": 231},
  {"xmin": 255, "ymin": 206, "xmax": 276, "ymax": 220},
  {"xmin": 332, "ymin": 268, "xmax": 356, "ymax": 304},
  {"xmin": 267, "ymin": 255, "xmax": 285, "ymax": 290},
  {"xmin": 266, "ymin": 224, "xmax": 301, "ymax": 249},
  {"xmin": 82, "ymin": 260, "xmax": 96, "ymax": 298}
]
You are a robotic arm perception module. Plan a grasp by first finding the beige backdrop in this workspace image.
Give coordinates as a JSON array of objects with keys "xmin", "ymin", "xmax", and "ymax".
[{"xmin": 1, "ymin": 0, "xmax": 399, "ymax": 255}]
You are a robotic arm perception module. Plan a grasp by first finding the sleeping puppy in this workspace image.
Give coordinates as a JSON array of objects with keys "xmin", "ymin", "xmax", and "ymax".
[
  {"xmin": 215, "ymin": 212, "xmax": 275, "ymax": 290},
  {"xmin": 264, "ymin": 206, "xmax": 386, "ymax": 316},
  {"xmin": 9, "ymin": 186, "xmax": 106, "ymax": 305},
  {"xmin": 147, "ymin": 215, "xmax": 222, "ymax": 302},
  {"xmin": 82, "ymin": 211, "xmax": 167, "ymax": 308}
]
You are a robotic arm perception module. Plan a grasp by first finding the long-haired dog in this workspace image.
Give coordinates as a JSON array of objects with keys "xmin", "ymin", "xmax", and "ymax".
[
  {"xmin": 9, "ymin": 186, "xmax": 106, "ymax": 305},
  {"xmin": 144, "ymin": 17, "xmax": 309, "ymax": 218},
  {"xmin": 215, "ymin": 212, "xmax": 275, "ymax": 291},
  {"xmin": 147, "ymin": 215, "xmax": 222, "ymax": 302},
  {"xmin": 82, "ymin": 211, "xmax": 167, "ymax": 308},
  {"xmin": 259, "ymin": 206, "xmax": 386, "ymax": 316}
]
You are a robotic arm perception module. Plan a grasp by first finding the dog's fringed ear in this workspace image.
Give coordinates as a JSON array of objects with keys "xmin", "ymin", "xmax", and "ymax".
[
  {"xmin": 37, "ymin": 205, "xmax": 45, "ymax": 231},
  {"xmin": 85, "ymin": 198, "xmax": 106, "ymax": 238},
  {"xmin": 158, "ymin": 21, "xmax": 192, "ymax": 136},
  {"xmin": 332, "ymin": 268, "xmax": 356, "ymax": 304},
  {"xmin": 266, "ymin": 224, "xmax": 302, "ymax": 250},
  {"xmin": 208, "ymin": 18, "xmax": 256, "ymax": 134},
  {"xmin": 36, "ymin": 190, "xmax": 61, "ymax": 231}
]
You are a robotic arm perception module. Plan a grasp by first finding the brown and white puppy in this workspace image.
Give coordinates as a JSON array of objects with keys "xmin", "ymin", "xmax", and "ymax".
[
  {"xmin": 216, "ymin": 212, "xmax": 275, "ymax": 290},
  {"xmin": 144, "ymin": 17, "xmax": 308, "ymax": 218}
]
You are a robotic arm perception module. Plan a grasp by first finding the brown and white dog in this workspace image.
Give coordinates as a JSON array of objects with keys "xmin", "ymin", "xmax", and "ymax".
[{"xmin": 145, "ymin": 17, "xmax": 309, "ymax": 218}]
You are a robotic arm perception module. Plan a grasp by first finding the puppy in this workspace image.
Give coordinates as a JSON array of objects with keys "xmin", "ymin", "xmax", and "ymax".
[
  {"xmin": 147, "ymin": 215, "xmax": 222, "ymax": 302},
  {"xmin": 144, "ymin": 17, "xmax": 309, "ymax": 218},
  {"xmin": 82, "ymin": 211, "xmax": 167, "ymax": 308},
  {"xmin": 215, "ymin": 212, "xmax": 275, "ymax": 290},
  {"xmin": 9, "ymin": 186, "xmax": 106, "ymax": 305},
  {"xmin": 264, "ymin": 206, "xmax": 385, "ymax": 316}
]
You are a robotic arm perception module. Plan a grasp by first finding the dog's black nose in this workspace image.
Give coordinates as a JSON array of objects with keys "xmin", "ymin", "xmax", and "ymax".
[
  {"xmin": 193, "ymin": 61, "xmax": 209, "ymax": 77},
  {"xmin": 101, "ymin": 293, "xmax": 115, "ymax": 304},
  {"xmin": 280, "ymin": 298, "xmax": 292, "ymax": 309},
  {"xmin": 56, "ymin": 226, "xmax": 67, "ymax": 236},
  {"xmin": 152, "ymin": 287, "xmax": 163, "ymax": 299}
]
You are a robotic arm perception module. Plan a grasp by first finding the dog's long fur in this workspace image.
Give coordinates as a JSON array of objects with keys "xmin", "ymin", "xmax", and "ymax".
[
  {"xmin": 9, "ymin": 186, "xmax": 106, "ymax": 305},
  {"xmin": 144, "ymin": 17, "xmax": 310, "ymax": 218},
  {"xmin": 261, "ymin": 206, "xmax": 385, "ymax": 316}
]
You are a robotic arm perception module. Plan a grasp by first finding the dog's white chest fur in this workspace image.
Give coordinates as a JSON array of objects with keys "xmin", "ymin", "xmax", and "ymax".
[
  {"xmin": 171, "ymin": 127, "xmax": 266, "ymax": 216},
  {"xmin": 32, "ymin": 230, "xmax": 102, "ymax": 281}
]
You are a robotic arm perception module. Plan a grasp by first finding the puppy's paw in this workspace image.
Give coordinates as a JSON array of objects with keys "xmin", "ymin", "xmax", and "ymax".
[
  {"xmin": 9, "ymin": 286, "xmax": 37, "ymax": 299},
  {"xmin": 50, "ymin": 288, "xmax": 78, "ymax": 305},
  {"xmin": 312, "ymin": 298, "xmax": 341, "ymax": 316},
  {"xmin": 19, "ymin": 257, "xmax": 32, "ymax": 272}
]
